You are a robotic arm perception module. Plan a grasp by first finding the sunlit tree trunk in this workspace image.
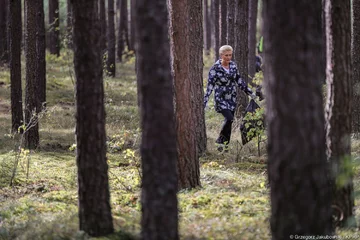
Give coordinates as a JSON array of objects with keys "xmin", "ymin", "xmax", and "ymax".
[
  {"xmin": 325, "ymin": 0, "xmax": 354, "ymax": 227},
  {"xmin": 49, "ymin": 0, "xmax": 60, "ymax": 56}
]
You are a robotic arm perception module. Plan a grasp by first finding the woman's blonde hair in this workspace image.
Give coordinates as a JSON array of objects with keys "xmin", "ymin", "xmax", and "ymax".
[{"xmin": 219, "ymin": 45, "xmax": 233, "ymax": 56}]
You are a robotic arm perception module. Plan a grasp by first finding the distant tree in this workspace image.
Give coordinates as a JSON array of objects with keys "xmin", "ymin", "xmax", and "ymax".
[
  {"xmin": 248, "ymin": 0, "xmax": 258, "ymax": 78},
  {"xmin": 24, "ymin": 0, "xmax": 40, "ymax": 149},
  {"xmin": 36, "ymin": 0, "xmax": 46, "ymax": 109},
  {"xmin": 264, "ymin": 0, "xmax": 333, "ymax": 237},
  {"xmin": 204, "ymin": 0, "xmax": 211, "ymax": 55},
  {"xmin": 213, "ymin": 0, "xmax": 220, "ymax": 60},
  {"xmin": 9, "ymin": 0, "xmax": 23, "ymax": 133},
  {"xmin": 66, "ymin": 0, "xmax": 73, "ymax": 48},
  {"xmin": 135, "ymin": 0, "xmax": 179, "ymax": 238},
  {"xmin": 0, "ymin": 0, "xmax": 9, "ymax": 65},
  {"xmin": 100, "ymin": 0, "xmax": 107, "ymax": 53},
  {"xmin": 71, "ymin": 0, "xmax": 114, "ymax": 236},
  {"xmin": 227, "ymin": 0, "xmax": 235, "ymax": 49},
  {"xmin": 352, "ymin": 0, "xmax": 360, "ymax": 135},
  {"xmin": 129, "ymin": 0, "xmax": 135, "ymax": 52},
  {"xmin": 325, "ymin": 0, "xmax": 354, "ymax": 227},
  {"xmin": 234, "ymin": 0, "xmax": 249, "ymax": 117},
  {"xmin": 117, "ymin": 0, "xmax": 128, "ymax": 62},
  {"xmin": 169, "ymin": 0, "xmax": 200, "ymax": 190},
  {"xmin": 107, "ymin": 0, "xmax": 116, "ymax": 77},
  {"xmin": 49, "ymin": 0, "xmax": 60, "ymax": 56},
  {"xmin": 190, "ymin": 0, "xmax": 207, "ymax": 155},
  {"xmin": 220, "ymin": 0, "xmax": 227, "ymax": 45}
]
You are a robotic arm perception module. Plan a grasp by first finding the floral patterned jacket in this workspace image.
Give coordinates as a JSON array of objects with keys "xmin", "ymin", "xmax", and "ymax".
[{"xmin": 204, "ymin": 60, "xmax": 253, "ymax": 112}]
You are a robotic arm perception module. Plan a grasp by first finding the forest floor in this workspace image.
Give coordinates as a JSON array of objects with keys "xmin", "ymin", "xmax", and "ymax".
[{"xmin": 0, "ymin": 52, "xmax": 360, "ymax": 240}]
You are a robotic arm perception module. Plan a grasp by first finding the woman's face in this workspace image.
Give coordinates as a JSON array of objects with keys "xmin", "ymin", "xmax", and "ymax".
[{"xmin": 221, "ymin": 50, "xmax": 233, "ymax": 65}]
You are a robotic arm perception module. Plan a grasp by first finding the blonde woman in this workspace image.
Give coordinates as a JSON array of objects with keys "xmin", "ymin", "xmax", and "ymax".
[{"xmin": 204, "ymin": 45, "xmax": 257, "ymax": 151}]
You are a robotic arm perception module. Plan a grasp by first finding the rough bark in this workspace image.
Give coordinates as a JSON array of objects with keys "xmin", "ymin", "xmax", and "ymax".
[
  {"xmin": 352, "ymin": 0, "xmax": 360, "ymax": 135},
  {"xmin": 190, "ymin": 0, "xmax": 207, "ymax": 155},
  {"xmin": 0, "ymin": 0, "xmax": 9, "ymax": 64},
  {"xmin": 36, "ymin": 0, "xmax": 46, "ymax": 109},
  {"xmin": 9, "ymin": 0, "xmax": 23, "ymax": 133},
  {"xmin": 169, "ymin": 0, "xmax": 201, "ymax": 190},
  {"xmin": 24, "ymin": 0, "xmax": 40, "ymax": 149},
  {"xmin": 325, "ymin": 0, "xmax": 354, "ymax": 227},
  {"xmin": 135, "ymin": 0, "xmax": 179, "ymax": 238},
  {"xmin": 264, "ymin": 0, "xmax": 333, "ymax": 238},
  {"xmin": 49, "ymin": 0, "xmax": 60, "ymax": 56},
  {"xmin": 107, "ymin": 0, "xmax": 116, "ymax": 77},
  {"xmin": 235, "ymin": 0, "xmax": 249, "ymax": 118},
  {"xmin": 248, "ymin": 0, "xmax": 258, "ymax": 79},
  {"xmin": 71, "ymin": 0, "xmax": 114, "ymax": 236}
]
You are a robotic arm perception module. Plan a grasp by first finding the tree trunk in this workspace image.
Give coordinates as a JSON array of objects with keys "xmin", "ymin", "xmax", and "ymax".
[
  {"xmin": 49, "ymin": 0, "xmax": 60, "ymax": 56},
  {"xmin": 264, "ymin": 0, "xmax": 333, "ymax": 238},
  {"xmin": 71, "ymin": 0, "xmax": 114, "ymax": 236},
  {"xmin": 66, "ymin": 0, "xmax": 73, "ymax": 48},
  {"xmin": 107, "ymin": 0, "xmax": 116, "ymax": 77},
  {"xmin": 9, "ymin": 0, "xmax": 23, "ymax": 133},
  {"xmin": 169, "ymin": 0, "xmax": 201, "ymax": 190},
  {"xmin": 25, "ymin": 0, "xmax": 40, "ymax": 149},
  {"xmin": 227, "ymin": 0, "xmax": 235, "ymax": 50},
  {"xmin": 0, "ymin": 0, "xmax": 9, "ymax": 65},
  {"xmin": 248, "ymin": 0, "xmax": 258, "ymax": 79},
  {"xmin": 234, "ymin": 0, "xmax": 249, "ymax": 118},
  {"xmin": 204, "ymin": 0, "xmax": 211, "ymax": 55},
  {"xmin": 36, "ymin": 0, "xmax": 46, "ymax": 109},
  {"xmin": 190, "ymin": 0, "xmax": 207, "ymax": 155},
  {"xmin": 135, "ymin": 1, "xmax": 179, "ymax": 238},
  {"xmin": 100, "ymin": 0, "xmax": 107, "ymax": 53},
  {"xmin": 213, "ymin": 0, "xmax": 220, "ymax": 60},
  {"xmin": 220, "ymin": 0, "xmax": 227, "ymax": 45},
  {"xmin": 352, "ymin": 0, "xmax": 360, "ymax": 135},
  {"xmin": 325, "ymin": 0, "xmax": 354, "ymax": 227},
  {"xmin": 117, "ymin": 0, "xmax": 128, "ymax": 62}
]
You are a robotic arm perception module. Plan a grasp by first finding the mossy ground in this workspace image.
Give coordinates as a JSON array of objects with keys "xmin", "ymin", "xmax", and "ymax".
[{"xmin": 0, "ymin": 52, "xmax": 359, "ymax": 239}]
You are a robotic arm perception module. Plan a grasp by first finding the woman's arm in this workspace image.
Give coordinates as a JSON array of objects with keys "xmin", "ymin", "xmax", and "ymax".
[
  {"xmin": 236, "ymin": 72, "xmax": 254, "ymax": 96},
  {"xmin": 204, "ymin": 68, "xmax": 216, "ymax": 108}
]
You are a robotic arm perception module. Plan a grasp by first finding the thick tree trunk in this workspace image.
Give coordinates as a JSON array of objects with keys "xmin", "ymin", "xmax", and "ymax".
[
  {"xmin": 190, "ymin": 0, "xmax": 207, "ymax": 155},
  {"xmin": 25, "ymin": 0, "xmax": 40, "ymax": 149},
  {"xmin": 0, "ymin": 0, "xmax": 9, "ymax": 65},
  {"xmin": 325, "ymin": 0, "xmax": 354, "ymax": 227},
  {"xmin": 36, "ymin": 0, "xmax": 46, "ymax": 109},
  {"xmin": 9, "ymin": 0, "xmax": 23, "ymax": 133},
  {"xmin": 248, "ymin": 0, "xmax": 258, "ymax": 79},
  {"xmin": 49, "ymin": 0, "xmax": 60, "ymax": 56},
  {"xmin": 135, "ymin": 0, "xmax": 179, "ymax": 238},
  {"xmin": 169, "ymin": 0, "xmax": 201, "ymax": 190},
  {"xmin": 213, "ymin": 0, "xmax": 220, "ymax": 60},
  {"xmin": 352, "ymin": 0, "xmax": 360, "ymax": 135},
  {"xmin": 227, "ymin": 0, "xmax": 235, "ymax": 50},
  {"xmin": 264, "ymin": 0, "xmax": 333, "ymax": 238},
  {"xmin": 71, "ymin": 0, "xmax": 114, "ymax": 236},
  {"xmin": 107, "ymin": 0, "xmax": 116, "ymax": 77},
  {"xmin": 234, "ymin": 0, "xmax": 249, "ymax": 118}
]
